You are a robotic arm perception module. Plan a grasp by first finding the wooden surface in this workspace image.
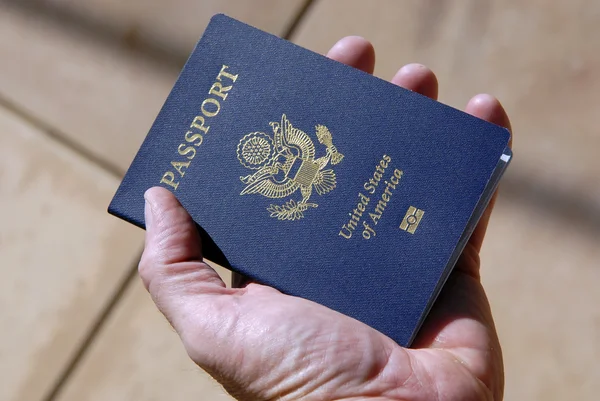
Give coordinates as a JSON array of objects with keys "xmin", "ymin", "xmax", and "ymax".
[
  {"xmin": 0, "ymin": 0, "xmax": 306, "ymax": 173},
  {"xmin": 481, "ymin": 196, "xmax": 600, "ymax": 400},
  {"xmin": 0, "ymin": 3, "xmax": 177, "ymax": 173},
  {"xmin": 32, "ymin": 0, "xmax": 307, "ymax": 57},
  {"xmin": 0, "ymin": 0, "xmax": 598, "ymax": 400},
  {"xmin": 55, "ymin": 272, "xmax": 233, "ymax": 401},
  {"xmin": 0, "ymin": 107, "xmax": 143, "ymax": 401},
  {"xmin": 293, "ymin": 0, "xmax": 600, "ymax": 198}
]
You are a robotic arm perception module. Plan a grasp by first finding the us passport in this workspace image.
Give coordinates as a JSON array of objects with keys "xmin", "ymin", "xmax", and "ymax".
[{"xmin": 109, "ymin": 14, "xmax": 512, "ymax": 347}]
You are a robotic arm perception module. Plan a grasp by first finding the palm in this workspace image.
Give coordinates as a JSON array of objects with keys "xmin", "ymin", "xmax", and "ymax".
[
  {"xmin": 139, "ymin": 37, "xmax": 511, "ymax": 401},
  {"xmin": 173, "ymin": 245, "xmax": 500, "ymax": 401}
]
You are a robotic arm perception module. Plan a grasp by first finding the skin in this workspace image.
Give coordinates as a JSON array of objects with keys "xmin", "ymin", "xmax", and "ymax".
[{"xmin": 139, "ymin": 36, "xmax": 513, "ymax": 401}]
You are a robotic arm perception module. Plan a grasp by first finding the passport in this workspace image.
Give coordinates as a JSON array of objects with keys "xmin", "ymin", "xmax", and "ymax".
[{"xmin": 109, "ymin": 14, "xmax": 512, "ymax": 347}]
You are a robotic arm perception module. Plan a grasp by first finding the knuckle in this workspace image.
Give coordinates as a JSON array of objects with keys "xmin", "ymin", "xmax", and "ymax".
[{"xmin": 138, "ymin": 249, "xmax": 159, "ymax": 289}]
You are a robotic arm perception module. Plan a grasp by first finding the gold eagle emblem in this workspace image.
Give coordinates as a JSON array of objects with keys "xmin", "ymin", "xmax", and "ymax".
[{"xmin": 237, "ymin": 114, "xmax": 344, "ymax": 220}]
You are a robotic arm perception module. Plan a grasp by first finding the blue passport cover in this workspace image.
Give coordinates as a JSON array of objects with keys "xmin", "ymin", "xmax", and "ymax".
[{"xmin": 109, "ymin": 14, "xmax": 512, "ymax": 347}]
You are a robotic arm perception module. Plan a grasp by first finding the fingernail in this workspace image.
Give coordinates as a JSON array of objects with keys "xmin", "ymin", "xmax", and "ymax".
[{"xmin": 144, "ymin": 193, "xmax": 154, "ymax": 230}]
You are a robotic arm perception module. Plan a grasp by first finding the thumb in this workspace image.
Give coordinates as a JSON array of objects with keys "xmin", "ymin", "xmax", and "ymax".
[{"xmin": 139, "ymin": 186, "xmax": 227, "ymax": 330}]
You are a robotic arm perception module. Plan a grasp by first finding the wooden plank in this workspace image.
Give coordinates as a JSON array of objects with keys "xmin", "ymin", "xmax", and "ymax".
[
  {"xmin": 481, "ymin": 195, "xmax": 600, "ymax": 400},
  {"xmin": 293, "ymin": 0, "xmax": 600, "ymax": 200},
  {"xmin": 0, "ymin": 106, "xmax": 143, "ymax": 401},
  {"xmin": 55, "ymin": 268, "xmax": 234, "ymax": 401},
  {"xmin": 31, "ymin": 0, "xmax": 306, "ymax": 56},
  {"xmin": 0, "ymin": 0, "xmax": 305, "ymax": 173},
  {"xmin": 0, "ymin": 3, "xmax": 176, "ymax": 174}
]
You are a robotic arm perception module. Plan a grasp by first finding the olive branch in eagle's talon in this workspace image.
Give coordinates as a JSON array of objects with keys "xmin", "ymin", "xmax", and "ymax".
[{"xmin": 267, "ymin": 200, "xmax": 318, "ymax": 221}]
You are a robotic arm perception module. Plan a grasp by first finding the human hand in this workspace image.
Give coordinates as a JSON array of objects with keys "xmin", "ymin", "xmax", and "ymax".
[{"xmin": 139, "ymin": 36, "xmax": 512, "ymax": 401}]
